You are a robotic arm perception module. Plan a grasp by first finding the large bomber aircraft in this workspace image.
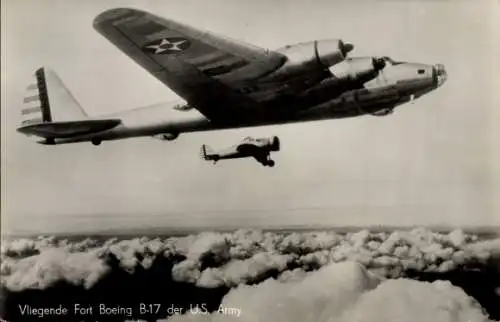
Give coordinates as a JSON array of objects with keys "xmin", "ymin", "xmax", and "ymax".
[{"xmin": 17, "ymin": 8, "xmax": 447, "ymax": 146}]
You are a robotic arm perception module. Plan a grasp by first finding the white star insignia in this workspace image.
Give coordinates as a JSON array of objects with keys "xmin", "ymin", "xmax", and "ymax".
[{"xmin": 146, "ymin": 38, "xmax": 188, "ymax": 54}]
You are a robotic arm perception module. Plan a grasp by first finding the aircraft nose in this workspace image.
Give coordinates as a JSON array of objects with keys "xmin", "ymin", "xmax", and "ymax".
[{"xmin": 433, "ymin": 64, "xmax": 447, "ymax": 87}]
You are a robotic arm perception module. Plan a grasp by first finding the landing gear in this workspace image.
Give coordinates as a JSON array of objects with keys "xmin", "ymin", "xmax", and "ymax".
[
  {"xmin": 91, "ymin": 139, "xmax": 102, "ymax": 146},
  {"xmin": 44, "ymin": 138, "xmax": 56, "ymax": 145},
  {"xmin": 262, "ymin": 154, "xmax": 275, "ymax": 167}
]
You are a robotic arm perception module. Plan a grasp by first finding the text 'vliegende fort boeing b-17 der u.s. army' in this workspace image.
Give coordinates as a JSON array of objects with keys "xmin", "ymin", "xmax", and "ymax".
[{"xmin": 17, "ymin": 8, "xmax": 447, "ymax": 166}]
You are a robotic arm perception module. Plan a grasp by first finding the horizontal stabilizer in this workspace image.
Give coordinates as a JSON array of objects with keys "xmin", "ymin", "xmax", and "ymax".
[{"xmin": 17, "ymin": 119, "xmax": 122, "ymax": 139}]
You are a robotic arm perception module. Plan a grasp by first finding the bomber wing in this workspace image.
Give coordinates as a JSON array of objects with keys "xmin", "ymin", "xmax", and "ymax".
[{"xmin": 93, "ymin": 8, "xmax": 286, "ymax": 123}]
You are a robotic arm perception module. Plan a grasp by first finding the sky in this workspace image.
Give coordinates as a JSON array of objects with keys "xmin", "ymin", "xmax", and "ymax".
[{"xmin": 1, "ymin": 0, "xmax": 499, "ymax": 235}]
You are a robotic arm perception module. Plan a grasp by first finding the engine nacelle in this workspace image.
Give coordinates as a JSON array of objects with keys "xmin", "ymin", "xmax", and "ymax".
[
  {"xmin": 329, "ymin": 57, "xmax": 386, "ymax": 84},
  {"xmin": 153, "ymin": 133, "xmax": 179, "ymax": 141},
  {"xmin": 270, "ymin": 39, "xmax": 354, "ymax": 79}
]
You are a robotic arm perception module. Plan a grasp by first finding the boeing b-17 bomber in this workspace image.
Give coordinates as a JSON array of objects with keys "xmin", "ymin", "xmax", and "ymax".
[{"xmin": 17, "ymin": 8, "xmax": 446, "ymax": 167}]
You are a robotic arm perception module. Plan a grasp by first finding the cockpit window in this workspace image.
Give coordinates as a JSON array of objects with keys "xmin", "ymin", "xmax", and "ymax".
[
  {"xmin": 382, "ymin": 56, "xmax": 404, "ymax": 65},
  {"xmin": 382, "ymin": 56, "xmax": 394, "ymax": 65},
  {"xmin": 418, "ymin": 69, "xmax": 425, "ymax": 74}
]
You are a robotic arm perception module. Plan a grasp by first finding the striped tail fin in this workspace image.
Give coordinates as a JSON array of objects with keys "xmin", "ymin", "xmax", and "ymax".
[
  {"xmin": 200, "ymin": 144, "xmax": 209, "ymax": 160},
  {"xmin": 21, "ymin": 68, "xmax": 87, "ymax": 127},
  {"xmin": 200, "ymin": 144, "xmax": 219, "ymax": 163}
]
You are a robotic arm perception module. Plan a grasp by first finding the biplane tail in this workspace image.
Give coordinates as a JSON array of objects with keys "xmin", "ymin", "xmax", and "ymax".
[{"xmin": 200, "ymin": 144, "xmax": 219, "ymax": 163}]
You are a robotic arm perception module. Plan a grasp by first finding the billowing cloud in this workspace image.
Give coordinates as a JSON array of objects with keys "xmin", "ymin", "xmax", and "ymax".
[
  {"xmin": 197, "ymin": 252, "xmax": 295, "ymax": 288},
  {"xmin": 166, "ymin": 262, "xmax": 492, "ymax": 322},
  {"xmin": 3, "ymin": 248, "xmax": 109, "ymax": 291},
  {"xmin": 338, "ymin": 279, "xmax": 490, "ymax": 322}
]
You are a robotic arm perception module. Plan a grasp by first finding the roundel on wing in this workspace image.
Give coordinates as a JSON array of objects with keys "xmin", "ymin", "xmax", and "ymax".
[{"xmin": 142, "ymin": 37, "xmax": 191, "ymax": 55}]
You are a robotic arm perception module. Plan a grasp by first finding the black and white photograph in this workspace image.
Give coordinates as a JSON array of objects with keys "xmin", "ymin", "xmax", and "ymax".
[{"xmin": 1, "ymin": 0, "xmax": 499, "ymax": 321}]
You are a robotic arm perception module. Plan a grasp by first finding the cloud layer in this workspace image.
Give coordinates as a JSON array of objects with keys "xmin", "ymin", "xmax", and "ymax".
[
  {"xmin": 1, "ymin": 228, "xmax": 499, "ymax": 321},
  {"xmin": 2, "ymin": 228, "xmax": 497, "ymax": 290}
]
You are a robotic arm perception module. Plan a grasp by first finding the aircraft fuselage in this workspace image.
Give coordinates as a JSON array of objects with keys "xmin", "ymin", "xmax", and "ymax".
[{"xmin": 51, "ymin": 58, "xmax": 446, "ymax": 145}]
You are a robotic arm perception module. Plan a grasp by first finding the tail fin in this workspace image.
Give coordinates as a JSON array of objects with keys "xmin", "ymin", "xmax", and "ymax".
[
  {"xmin": 200, "ymin": 144, "xmax": 217, "ymax": 162},
  {"xmin": 200, "ymin": 144, "xmax": 209, "ymax": 160},
  {"xmin": 18, "ymin": 68, "xmax": 121, "ymax": 142},
  {"xmin": 21, "ymin": 67, "xmax": 87, "ymax": 127}
]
